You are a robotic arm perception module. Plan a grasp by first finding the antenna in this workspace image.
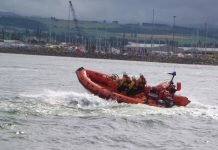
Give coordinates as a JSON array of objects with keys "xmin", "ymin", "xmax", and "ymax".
[
  {"xmin": 204, "ymin": 22, "xmax": 208, "ymax": 53},
  {"xmin": 168, "ymin": 71, "xmax": 176, "ymax": 83},
  {"xmin": 172, "ymin": 16, "xmax": 176, "ymax": 54}
]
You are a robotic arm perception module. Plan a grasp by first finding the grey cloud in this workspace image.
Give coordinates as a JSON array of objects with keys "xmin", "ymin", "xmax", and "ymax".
[{"xmin": 0, "ymin": 0, "xmax": 218, "ymax": 25}]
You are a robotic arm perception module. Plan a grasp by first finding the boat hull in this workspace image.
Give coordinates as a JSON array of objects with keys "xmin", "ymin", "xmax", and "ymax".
[{"xmin": 76, "ymin": 67, "xmax": 190, "ymax": 107}]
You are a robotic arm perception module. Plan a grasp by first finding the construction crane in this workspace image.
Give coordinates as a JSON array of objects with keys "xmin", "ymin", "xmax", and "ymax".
[{"xmin": 69, "ymin": 1, "xmax": 82, "ymax": 38}]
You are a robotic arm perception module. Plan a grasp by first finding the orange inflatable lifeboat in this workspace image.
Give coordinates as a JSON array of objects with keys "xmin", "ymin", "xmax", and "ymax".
[{"xmin": 76, "ymin": 67, "xmax": 190, "ymax": 108}]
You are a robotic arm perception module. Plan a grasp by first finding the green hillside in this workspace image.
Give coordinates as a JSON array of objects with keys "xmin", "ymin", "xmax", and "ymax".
[{"xmin": 0, "ymin": 15, "xmax": 217, "ymax": 46}]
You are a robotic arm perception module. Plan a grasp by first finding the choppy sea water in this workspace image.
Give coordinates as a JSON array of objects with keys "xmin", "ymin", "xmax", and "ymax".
[{"xmin": 0, "ymin": 53, "xmax": 218, "ymax": 150}]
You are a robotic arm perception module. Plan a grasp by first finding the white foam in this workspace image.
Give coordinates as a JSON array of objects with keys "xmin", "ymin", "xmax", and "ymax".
[
  {"xmin": 19, "ymin": 89, "xmax": 118, "ymax": 109},
  {"xmin": 2, "ymin": 90, "xmax": 218, "ymax": 119},
  {"xmin": 135, "ymin": 102, "xmax": 218, "ymax": 120},
  {"xmin": 92, "ymin": 100, "xmax": 218, "ymax": 120}
]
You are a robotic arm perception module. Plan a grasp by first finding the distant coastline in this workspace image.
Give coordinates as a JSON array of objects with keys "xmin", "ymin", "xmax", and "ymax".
[{"xmin": 0, "ymin": 48, "xmax": 218, "ymax": 66}]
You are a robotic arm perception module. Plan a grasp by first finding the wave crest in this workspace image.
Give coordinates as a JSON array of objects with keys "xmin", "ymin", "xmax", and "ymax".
[{"xmin": 0, "ymin": 90, "xmax": 217, "ymax": 120}]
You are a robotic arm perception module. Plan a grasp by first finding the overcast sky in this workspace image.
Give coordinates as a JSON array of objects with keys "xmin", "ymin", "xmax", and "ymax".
[{"xmin": 0, "ymin": 0, "xmax": 218, "ymax": 26}]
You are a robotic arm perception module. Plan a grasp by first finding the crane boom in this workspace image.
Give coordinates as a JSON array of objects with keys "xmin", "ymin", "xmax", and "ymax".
[{"xmin": 69, "ymin": 1, "xmax": 81, "ymax": 37}]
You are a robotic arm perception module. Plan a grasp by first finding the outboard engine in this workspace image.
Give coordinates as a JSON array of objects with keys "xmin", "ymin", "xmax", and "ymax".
[{"xmin": 164, "ymin": 97, "xmax": 174, "ymax": 108}]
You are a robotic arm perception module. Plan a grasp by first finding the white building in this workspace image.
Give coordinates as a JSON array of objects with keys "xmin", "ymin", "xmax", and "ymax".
[
  {"xmin": 0, "ymin": 40, "xmax": 27, "ymax": 48},
  {"xmin": 124, "ymin": 42, "xmax": 168, "ymax": 55},
  {"xmin": 179, "ymin": 47, "xmax": 218, "ymax": 53}
]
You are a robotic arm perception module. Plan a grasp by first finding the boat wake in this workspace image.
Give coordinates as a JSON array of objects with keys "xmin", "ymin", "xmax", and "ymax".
[
  {"xmin": 0, "ymin": 90, "xmax": 217, "ymax": 120},
  {"xmin": 0, "ymin": 90, "xmax": 119, "ymax": 117},
  {"xmin": 136, "ymin": 102, "xmax": 218, "ymax": 120},
  {"xmin": 19, "ymin": 90, "xmax": 116, "ymax": 108}
]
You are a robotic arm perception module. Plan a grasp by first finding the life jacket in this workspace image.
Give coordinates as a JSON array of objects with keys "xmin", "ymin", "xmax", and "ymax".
[
  {"xmin": 129, "ymin": 79, "xmax": 137, "ymax": 90},
  {"xmin": 119, "ymin": 76, "xmax": 130, "ymax": 87}
]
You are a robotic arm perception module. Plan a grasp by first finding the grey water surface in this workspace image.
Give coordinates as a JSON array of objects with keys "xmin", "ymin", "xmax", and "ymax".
[{"xmin": 0, "ymin": 53, "xmax": 218, "ymax": 150}]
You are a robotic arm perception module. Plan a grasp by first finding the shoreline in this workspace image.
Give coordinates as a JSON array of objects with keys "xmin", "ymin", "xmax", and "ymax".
[{"xmin": 0, "ymin": 48, "xmax": 218, "ymax": 66}]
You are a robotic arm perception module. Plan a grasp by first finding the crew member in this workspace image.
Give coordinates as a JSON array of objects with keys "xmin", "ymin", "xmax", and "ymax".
[
  {"xmin": 137, "ymin": 74, "xmax": 146, "ymax": 92},
  {"xmin": 127, "ymin": 76, "xmax": 137, "ymax": 95},
  {"xmin": 117, "ymin": 72, "xmax": 130, "ymax": 93}
]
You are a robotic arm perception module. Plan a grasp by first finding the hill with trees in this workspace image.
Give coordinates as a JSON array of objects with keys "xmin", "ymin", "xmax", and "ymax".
[{"xmin": 0, "ymin": 14, "xmax": 218, "ymax": 47}]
